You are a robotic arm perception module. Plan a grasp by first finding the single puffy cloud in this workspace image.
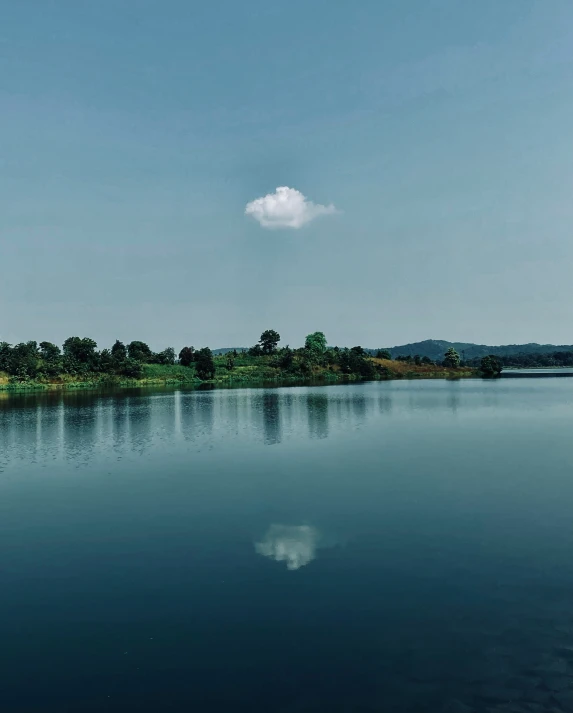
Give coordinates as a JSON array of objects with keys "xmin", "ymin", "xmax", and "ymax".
[
  {"xmin": 254, "ymin": 524, "xmax": 320, "ymax": 570},
  {"xmin": 245, "ymin": 186, "xmax": 337, "ymax": 229}
]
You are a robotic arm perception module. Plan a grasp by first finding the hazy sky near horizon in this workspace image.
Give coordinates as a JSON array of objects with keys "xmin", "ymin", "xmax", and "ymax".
[{"xmin": 2, "ymin": 0, "xmax": 573, "ymax": 350}]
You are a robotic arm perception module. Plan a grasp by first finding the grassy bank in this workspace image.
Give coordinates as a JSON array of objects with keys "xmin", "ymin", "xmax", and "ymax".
[
  {"xmin": 0, "ymin": 364, "xmax": 199, "ymax": 391},
  {"xmin": 371, "ymin": 358, "xmax": 477, "ymax": 379},
  {"xmin": 0, "ymin": 357, "xmax": 478, "ymax": 392}
]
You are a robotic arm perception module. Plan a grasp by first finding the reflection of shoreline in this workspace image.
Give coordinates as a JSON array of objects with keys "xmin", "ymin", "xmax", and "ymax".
[
  {"xmin": 306, "ymin": 393, "xmax": 329, "ymax": 440},
  {"xmin": 2, "ymin": 385, "xmax": 401, "ymax": 466},
  {"xmin": 262, "ymin": 393, "xmax": 281, "ymax": 445},
  {"xmin": 255, "ymin": 525, "xmax": 321, "ymax": 571}
]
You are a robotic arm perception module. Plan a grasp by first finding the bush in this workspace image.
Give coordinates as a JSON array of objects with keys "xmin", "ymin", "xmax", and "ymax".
[
  {"xmin": 480, "ymin": 355, "xmax": 502, "ymax": 377},
  {"xmin": 119, "ymin": 359, "xmax": 144, "ymax": 379}
]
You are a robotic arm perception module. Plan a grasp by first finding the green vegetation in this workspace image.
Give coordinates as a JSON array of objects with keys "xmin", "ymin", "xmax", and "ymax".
[
  {"xmin": 443, "ymin": 347, "xmax": 461, "ymax": 368},
  {"xmin": 479, "ymin": 355, "xmax": 503, "ymax": 377},
  {"xmin": 379, "ymin": 339, "xmax": 573, "ymax": 362},
  {"xmin": 259, "ymin": 330, "xmax": 281, "ymax": 355},
  {"xmin": 375, "ymin": 349, "xmax": 391, "ymax": 360},
  {"xmin": 195, "ymin": 347, "xmax": 216, "ymax": 380},
  {"xmin": 0, "ymin": 331, "xmax": 481, "ymax": 392},
  {"xmin": 469, "ymin": 350, "xmax": 573, "ymax": 369}
]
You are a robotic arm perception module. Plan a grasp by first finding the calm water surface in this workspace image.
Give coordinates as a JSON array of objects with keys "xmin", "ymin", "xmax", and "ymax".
[{"xmin": 2, "ymin": 380, "xmax": 573, "ymax": 713}]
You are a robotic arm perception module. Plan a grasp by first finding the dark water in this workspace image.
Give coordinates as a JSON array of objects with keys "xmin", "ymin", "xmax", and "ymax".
[{"xmin": 2, "ymin": 380, "xmax": 573, "ymax": 713}]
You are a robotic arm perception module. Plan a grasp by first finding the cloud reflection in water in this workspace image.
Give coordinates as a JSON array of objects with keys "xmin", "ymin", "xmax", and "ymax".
[{"xmin": 254, "ymin": 524, "xmax": 321, "ymax": 571}]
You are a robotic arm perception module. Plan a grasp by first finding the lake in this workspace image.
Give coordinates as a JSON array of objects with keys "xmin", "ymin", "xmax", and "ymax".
[{"xmin": 2, "ymin": 379, "xmax": 573, "ymax": 713}]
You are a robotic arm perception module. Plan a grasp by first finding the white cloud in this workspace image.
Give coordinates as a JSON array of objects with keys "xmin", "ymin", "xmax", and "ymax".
[
  {"xmin": 245, "ymin": 186, "xmax": 337, "ymax": 229},
  {"xmin": 254, "ymin": 524, "xmax": 320, "ymax": 570}
]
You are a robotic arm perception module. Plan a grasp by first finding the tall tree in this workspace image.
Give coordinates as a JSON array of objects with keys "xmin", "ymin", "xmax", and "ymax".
[
  {"xmin": 304, "ymin": 332, "xmax": 327, "ymax": 367},
  {"xmin": 305, "ymin": 332, "xmax": 327, "ymax": 355},
  {"xmin": 258, "ymin": 329, "xmax": 281, "ymax": 355},
  {"xmin": 195, "ymin": 347, "xmax": 215, "ymax": 380},
  {"xmin": 39, "ymin": 341, "xmax": 61, "ymax": 376},
  {"xmin": 443, "ymin": 347, "xmax": 461, "ymax": 368},
  {"xmin": 111, "ymin": 340, "xmax": 127, "ymax": 361}
]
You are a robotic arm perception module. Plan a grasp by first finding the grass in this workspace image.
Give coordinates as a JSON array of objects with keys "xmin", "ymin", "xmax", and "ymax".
[
  {"xmin": 371, "ymin": 358, "xmax": 476, "ymax": 379},
  {"xmin": 0, "ymin": 364, "xmax": 200, "ymax": 392}
]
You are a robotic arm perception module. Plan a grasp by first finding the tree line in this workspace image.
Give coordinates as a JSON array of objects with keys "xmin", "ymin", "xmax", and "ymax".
[
  {"xmin": 0, "ymin": 338, "xmax": 219, "ymax": 382},
  {"xmin": 466, "ymin": 350, "xmax": 573, "ymax": 370},
  {"xmin": 0, "ymin": 331, "xmax": 387, "ymax": 383},
  {"xmin": 0, "ymin": 338, "xmax": 165, "ymax": 381},
  {"xmin": 429, "ymin": 346, "xmax": 573, "ymax": 374},
  {"xmin": 0, "ymin": 332, "xmax": 520, "ymax": 383}
]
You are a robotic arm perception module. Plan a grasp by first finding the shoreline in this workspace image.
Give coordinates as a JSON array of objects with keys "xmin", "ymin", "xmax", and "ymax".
[{"xmin": 0, "ymin": 368, "xmax": 480, "ymax": 393}]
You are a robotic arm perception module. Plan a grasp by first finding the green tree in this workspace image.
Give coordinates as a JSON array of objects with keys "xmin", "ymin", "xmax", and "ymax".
[
  {"xmin": 62, "ymin": 337, "xmax": 98, "ymax": 373},
  {"xmin": 480, "ymin": 354, "xmax": 502, "ymax": 377},
  {"xmin": 39, "ymin": 341, "xmax": 62, "ymax": 376},
  {"xmin": 443, "ymin": 347, "xmax": 461, "ymax": 368},
  {"xmin": 127, "ymin": 341, "xmax": 153, "ymax": 362},
  {"xmin": 0, "ymin": 342, "xmax": 12, "ymax": 372},
  {"xmin": 99, "ymin": 349, "xmax": 114, "ymax": 372},
  {"xmin": 154, "ymin": 347, "xmax": 176, "ymax": 365},
  {"xmin": 111, "ymin": 340, "xmax": 127, "ymax": 361},
  {"xmin": 258, "ymin": 329, "xmax": 281, "ymax": 354},
  {"xmin": 195, "ymin": 347, "xmax": 215, "ymax": 380},
  {"xmin": 303, "ymin": 332, "xmax": 327, "ymax": 370},
  {"xmin": 337, "ymin": 348, "xmax": 375, "ymax": 378},
  {"xmin": 278, "ymin": 346, "xmax": 294, "ymax": 370},
  {"xmin": 39, "ymin": 341, "xmax": 60, "ymax": 361},
  {"xmin": 305, "ymin": 332, "xmax": 327, "ymax": 356},
  {"xmin": 375, "ymin": 349, "xmax": 391, "ymax": 360},
  {"xmin": 63, "ymin": 337, "xmax": 97, "ymax": 362},
  {"xmin": 179, "ymin": 346, "xmax": 195, "ymax": 367},
  {"xmin": 248, "ymin": 343, "xmax": 263, "ymax": 357},
  {"xmin": 10, "ymin": 342, "xmax": 40, "ymax": 379}
]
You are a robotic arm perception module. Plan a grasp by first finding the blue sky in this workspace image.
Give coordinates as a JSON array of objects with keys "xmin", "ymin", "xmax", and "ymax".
[{"xmin": 2, "ymin": 0, "xmax": 573, "ymax": 350}]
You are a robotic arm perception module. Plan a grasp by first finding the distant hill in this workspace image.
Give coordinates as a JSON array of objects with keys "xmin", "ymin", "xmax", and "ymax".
[
  {"xmin": 367, "ymin": 340, "xmax": 573, "ymax": 361},
  {"xmin": 212, "ymin": 347, "xmax": 246, "ymax": 355},
  {"xmin": 214, "ymin": 341, "xmax": 573, "ymax": 360}
]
